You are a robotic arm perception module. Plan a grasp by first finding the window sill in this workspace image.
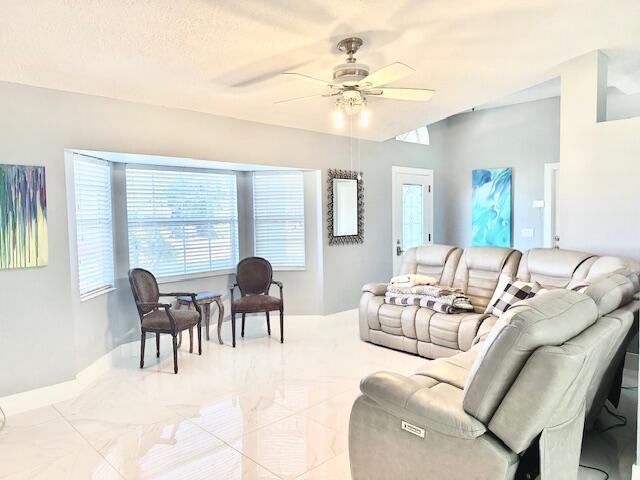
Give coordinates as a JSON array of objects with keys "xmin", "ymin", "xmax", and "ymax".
[
  {"xmin": 80, "ymin": 287, "xmax": 116, "ymax": 302},
  {"xmin": 156, "ymin": 269, "xmax": 235, "ymax": 284},
  {"xmin": 272, "ymin": 266, "xmax": 307, "ymax": 272}
]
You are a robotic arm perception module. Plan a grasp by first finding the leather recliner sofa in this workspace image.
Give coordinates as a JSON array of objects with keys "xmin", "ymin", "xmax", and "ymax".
[
  {"xmin": 351, "ymin": 246, "xmax": 640, "ymax": 479},
  {"xmin": 360, "ymin": 245, "xmax": 638, "ymax": 360}
]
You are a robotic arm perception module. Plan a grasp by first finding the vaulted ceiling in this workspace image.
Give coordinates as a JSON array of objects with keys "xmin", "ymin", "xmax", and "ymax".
[{"xmin": 1, "ymin": 1, "xmax": 639, "ymax": 141}]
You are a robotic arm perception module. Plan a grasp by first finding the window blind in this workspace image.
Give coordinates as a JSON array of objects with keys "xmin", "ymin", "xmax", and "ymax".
[
  {"xmin": 126, "ymin": 166, "xmax": 239, "ymax": 278},
  {"xmin": 253, "ymin": 171, "xmax": 305, "ymax": 268},
  {"xmin": 73, "ymin": 155, "xmax": 114, "ymax": 297}
]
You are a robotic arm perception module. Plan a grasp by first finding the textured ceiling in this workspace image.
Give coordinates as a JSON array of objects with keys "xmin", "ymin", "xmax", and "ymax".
[{"xmin": 1, "ymin": 0, "xmax": 639, "ymax": 141}]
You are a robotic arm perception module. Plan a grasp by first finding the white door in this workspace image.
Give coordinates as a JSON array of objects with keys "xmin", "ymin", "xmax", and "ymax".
[
  {"xmin": 392, "ymin": 167, "xmax": 434, "ymax": 274},
  {"xmin": 544, "ymin": 163, "xmax": 561, "ymax": 248}
]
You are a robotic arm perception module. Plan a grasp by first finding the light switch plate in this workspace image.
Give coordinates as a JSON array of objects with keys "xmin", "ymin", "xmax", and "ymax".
[
  {"xmin": 521, "ymin": 228, "xmax": 535, "ymax": 238},
  {"xmin": 532, "ymin": 200, "xmax": 545, "ymax": 208}
]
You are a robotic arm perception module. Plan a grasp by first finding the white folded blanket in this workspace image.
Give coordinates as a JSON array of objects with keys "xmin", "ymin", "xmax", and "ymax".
[{"xmin": 389, "ymin": 274, "xmax": 437, "ymax": 288}]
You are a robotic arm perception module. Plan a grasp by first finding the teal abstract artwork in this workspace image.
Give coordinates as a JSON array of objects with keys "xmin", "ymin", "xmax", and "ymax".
[{"xmin": 471, "ymin": 167, "xmax": 512, "ymax": 247}]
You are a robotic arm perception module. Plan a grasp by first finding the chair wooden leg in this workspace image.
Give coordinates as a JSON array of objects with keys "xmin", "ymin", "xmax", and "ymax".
[
  {"xmin": 156, "ymin": 332, "xmax": 160, "ymax": 358},
  {"xmin": 215, "ymin": 298, "xmax": 224, "ymax": 345},
  {"xmin": 280, "ymin": 310, "xmax": 284, "ymax": 343},
  {"xmin": 232, "ymin": 313, "xmax": 236, "ymax": 348},
  {"xmin": 172, "ymin": 334, "xmax": 179, "ymax": 374},
  {"xmin": 241, "ymin": 313, "xmax": 246, "ymax": 338},
  {"xmin": 204, "ymin": 304, "xmax": 211, "ymax": 341},
  {"xmin": 197, "ymin": 322, "xmax": 202, "ymax": 355},
  {"xmin": 266, "ymin": 312, "xmax": 271, "ymax": 336},
  {"xmin": 140, "ymin": 331, "xmax": 146, "ymax": 368},
  {"xmin": 189, "ymin": 327, "xmax": 194, "ymax": 353}
]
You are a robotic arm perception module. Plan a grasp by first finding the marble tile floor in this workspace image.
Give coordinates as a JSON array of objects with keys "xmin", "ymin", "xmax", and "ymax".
[{"xmin": 0, "ymin": 310, "xmax": 636, "ymax": 479}]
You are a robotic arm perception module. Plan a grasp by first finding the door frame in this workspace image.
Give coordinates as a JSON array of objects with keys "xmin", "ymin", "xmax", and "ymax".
[
  {"xmin": 543, "ymin": 162, "xmax": 560, "ymax": 248},
  {"xmin": 391, "ymin": 166, "xmax": 434, "ymax": 267}
]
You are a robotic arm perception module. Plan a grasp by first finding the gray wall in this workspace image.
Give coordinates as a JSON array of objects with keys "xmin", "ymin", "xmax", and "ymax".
[
  {"xmin": 440, "ymin": 97, "xmax": 560, "ymax": 250},
  {"xmin": 3, "ymin": 54, "xmax": 637, "ymax": 398},
  {"xmin": 0, "ymin": 80, "xmax": 447, "ymax": 396},
  {"xmin": 559, "ymin": 52, "xmax": 640, "ymax": 260}
]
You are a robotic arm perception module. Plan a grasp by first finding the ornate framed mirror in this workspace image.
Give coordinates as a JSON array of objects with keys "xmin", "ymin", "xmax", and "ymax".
[{"xmin": 327, "ymin": 169, "xmax": 364, "ymax": 245}]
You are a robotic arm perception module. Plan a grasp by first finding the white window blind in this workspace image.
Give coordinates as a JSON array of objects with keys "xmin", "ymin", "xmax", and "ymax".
[
  {"xmin": 73, "ymin": 155, "xmax": 114, "ymax": 297},
  {"xmin": 126, "ymin": 166, "xmax": 239, "ymax": 278},
  {"xmin": 253, "ymin": 171, "xmax": 305, "ymax": 268}
]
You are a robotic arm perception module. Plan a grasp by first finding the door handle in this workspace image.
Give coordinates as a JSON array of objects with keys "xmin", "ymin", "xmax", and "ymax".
[{"xmin": 396, "ymin": 240, "xmax": 403, "ymax": 256}]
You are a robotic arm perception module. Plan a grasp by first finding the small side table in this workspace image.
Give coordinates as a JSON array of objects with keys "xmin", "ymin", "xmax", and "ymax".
[{"xmin": 176, "ymin": 291, "xmax": 224, "ymax": 345}]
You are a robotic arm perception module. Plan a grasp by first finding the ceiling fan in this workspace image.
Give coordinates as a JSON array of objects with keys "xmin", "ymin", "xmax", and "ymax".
[{"xmin": 276, "ymin": 37, "xmax": 435, "ymax": 127}]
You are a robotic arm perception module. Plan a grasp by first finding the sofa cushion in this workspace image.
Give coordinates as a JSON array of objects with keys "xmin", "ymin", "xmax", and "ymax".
[
  {"xmin": 585, "ymin": 256, "xmax": 640, "ymax": 281},
  {"xmin": 378, "ymin": 303, "xmax": 419, "ymax": 338},
  {"xmin": 516, "ymin": 248, "xmax": 597, "ymax": 287},
  {"xmin": 400, "ymin": 244, "xmax": 463, "ymax": 286},
  {"xmin": 570, "ymin": 272, "xmax": 637, "ymax": 317},
  {"xmin": 463, "ymin": 289, "xmax": 598, "ymax": 424},
  {"xmin": 429, "ymin": 312, "xmax": 489, "ymax": 351},
  {"xmin": 414, "ymin": 346, "xmax": 480, "ymax": 389},
  {"xmin": 453, "ymin": 247, "xmax": 522, "ymax": 312}
]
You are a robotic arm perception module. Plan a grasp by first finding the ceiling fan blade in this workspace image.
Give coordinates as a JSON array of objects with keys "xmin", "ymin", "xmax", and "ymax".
[
  {"xmin": 371, "ymin": 87, "xmax": 435, "ymax": 102},
  {"xmin": 274, "ymin": 93, "xmax": 333, "ymax": 104},
  {"xmin": 280, "ymin": 72, "xmax": 334, "ymax": 87},
  {"xmin": 360, "ymin": 62, "xmax": 415, "ymax": 88}
]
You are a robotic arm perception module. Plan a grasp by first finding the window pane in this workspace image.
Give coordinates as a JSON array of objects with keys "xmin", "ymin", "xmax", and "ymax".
[
  {"xmin": 126, "ymin": 167, "xmax": 239, "ymax": 277},
  {"xmin": 402, "ymin": 184, "xmax": 423, "ymax": 251},
  {"xmin": 395, "ymin": 126, "xmax": 430, "ymax": 145},
  {"xmin": 74, "ymin": 155, "xmax": 114, "ymax": 296},
  {"xmin": 253, "ymin": 171, "xmax": 305, "ymax": 268}
]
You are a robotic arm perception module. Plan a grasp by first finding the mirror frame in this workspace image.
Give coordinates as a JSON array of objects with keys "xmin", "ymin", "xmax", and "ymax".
[{"xmin": 327, "ymin": 169, "xmax": 364, "ymax": 245}]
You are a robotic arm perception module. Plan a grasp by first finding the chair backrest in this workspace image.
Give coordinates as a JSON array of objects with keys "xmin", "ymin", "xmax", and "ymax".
[
  {"xmin": 516, "ymin": 248, "xmax": 597, "ymax": 287},
  {"xmin": 399, "ymin": 244, "xmax": 463, "ymax": 286},
  {"xmin": 452, "ymin": 246, "xmax": 522, "ymax": 312},
  {"xmin": 236, "ymin": 257, "xmax": 273, "ymax": 295},
  {"xmin": 128, "ymin": 268, "xmax": 159, "ymax": 315}
]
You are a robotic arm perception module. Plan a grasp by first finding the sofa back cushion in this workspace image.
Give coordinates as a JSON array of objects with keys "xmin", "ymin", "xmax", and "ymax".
[
  {"xmin": 516, "ymin": 248, "xmax": 597, "ymax": 287},
  {"xmin": 399, "ymin": 244, "xmax": 462, "ymax": 286},
  {"xmin": 462, "ymin": 289, "xmax": 598, "ymax": 424},
  {"xmin": 570, "ymin": 272, "xmax": 637, "ymax": 317},
  {"xmin": 585, "ymin": 255, "xmax": 640, "ymax": 283},
  {"xmin": 452, "ymin": 247, "xmax": 521, "ymax": 312},
  {"xmin": 488, "ymin": 316, "xmax": 618, "ymax": 453}
]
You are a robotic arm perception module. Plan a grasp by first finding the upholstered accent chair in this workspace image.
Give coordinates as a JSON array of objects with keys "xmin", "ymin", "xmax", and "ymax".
[
  {"xmin": 128, "ymin": 268, "xmax": 202, "ymax": 374},
  {"xmin": 230, "ymin": 257, "xmax": 284, "ymax": 347}
]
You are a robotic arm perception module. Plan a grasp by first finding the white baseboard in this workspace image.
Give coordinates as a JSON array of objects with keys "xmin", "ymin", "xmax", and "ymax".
[
  {"xmin": 632, "ymin": 463, "xmax": 640, "ymax": 480},
  {"xmin": 0, "ymin": 339, "xmax": 140, "ymax": 417}
]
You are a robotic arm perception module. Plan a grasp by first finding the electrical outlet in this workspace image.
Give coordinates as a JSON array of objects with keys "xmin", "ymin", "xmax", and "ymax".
[{"xmin": 521, "ymin": 228, "xmax": 535, "ymax": 238}]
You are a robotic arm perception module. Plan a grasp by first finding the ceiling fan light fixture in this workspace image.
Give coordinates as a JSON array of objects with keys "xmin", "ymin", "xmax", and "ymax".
[
  {"xmin": 332, "ymin": 104, "xmax": 345, "ymax": 128},
  {"xmin": 359, "ymin": 105, "xmax": 370, "ymax": 127}
]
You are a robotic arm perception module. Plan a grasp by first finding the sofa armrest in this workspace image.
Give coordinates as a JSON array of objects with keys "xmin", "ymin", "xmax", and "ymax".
[
  {"xmin": 360, "ymin": 371, "xmax": 486, "ymax": 439},
  {"xmin": 362, "ymin": 283, "xmax": 388, "ymax": 296},
  {"xmin": 472, "ymin": 314, "xmax": 499, "ymax": 346}
]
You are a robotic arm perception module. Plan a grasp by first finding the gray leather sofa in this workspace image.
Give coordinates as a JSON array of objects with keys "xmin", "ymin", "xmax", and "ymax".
[
  {"xmin": 351, "ymin": 246, "xmax": 640, "ymax": 479},
  {"xmin": 360, "ymin": 245, "xmax": 638, "ymax": 360}
]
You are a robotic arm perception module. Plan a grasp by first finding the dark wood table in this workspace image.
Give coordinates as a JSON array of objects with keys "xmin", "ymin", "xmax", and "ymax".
[{"xmin": 176, "ymin": 291, "xmax": 224, "ymax": 345}]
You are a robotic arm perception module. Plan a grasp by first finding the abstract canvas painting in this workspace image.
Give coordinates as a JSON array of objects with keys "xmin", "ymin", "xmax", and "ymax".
[
  {"xmin": 0, "ymin": 164, "xmax": 48, "ymax": 268},
  {"xmin": 471, "ymin": 167, "xmax": 512, "ymax": 247}
]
